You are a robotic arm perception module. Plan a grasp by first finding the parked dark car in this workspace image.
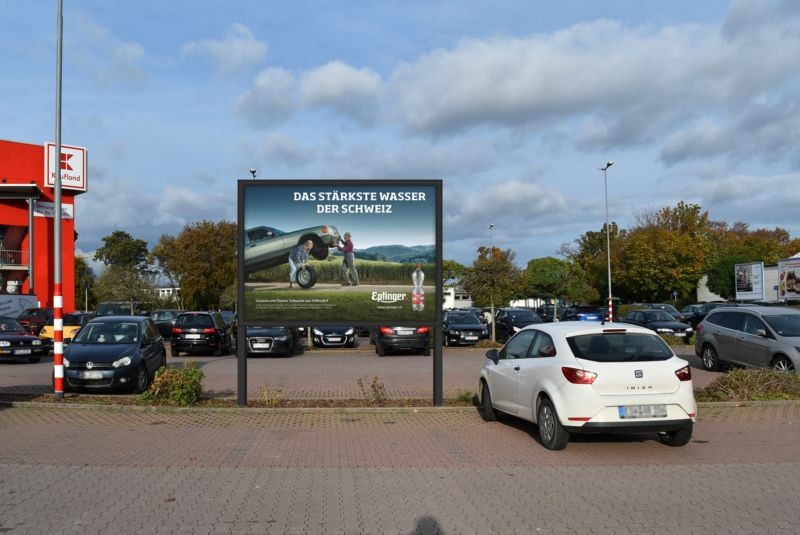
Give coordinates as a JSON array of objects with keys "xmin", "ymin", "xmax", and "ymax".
[
  {"xmin": 695, "ymin": 306, "xmax": 800, "ymax": 372},
  {"xmin": 219, "ymin": 311, "xmax": 238, "ymax": 337},
  {"xmin": 62, "ymin": 315, "xmax": 166, "ymax": 393},
  {"xmin": 559, "ymin": 305, "xmax": 603, "ymax": 322},
  {"xmin": 150, "ymin": 309, "xmax": 182, "ymax": 339},
  {"xmin": 640, "ymin": 303, "xmax": 686, "ymax": 322},
  {"xmin": 373, "ymin": 326, "xmax": 430, "ymax": 356},
  {"xmin": 94, "ymin": 301, "xmax": 149, "ymax": 317},
  {"xmin": 621, "ymin": 309, "xmax": 694, "ymax": 343},
  {"xmin": 681, "ymin": 302, "xmax": 737, "ymax": 330},
  {"xmin": 15, "ymin": 307, "xmax": 53, "ymax": 336},
  {"xmin": 493, "ymin": 308, "xmax": 543, "ymax": 343},
  {"xmin": 313, "ymin": 326, "xmax": 358, "ymax": 348},
  {"xmin": 0, "ymin": 317, "xmax": 46, "ymax": 363},
  {"xmin": 443, "ymin": 310, "xmax": 488, "ymax": 347},
  {"xmin": 245, "ymin": 326, "xmax": 296, "ymax": 357},
  {"xmin": 170, "ymin": 311, "xmax": 233, "ymax": 357}
]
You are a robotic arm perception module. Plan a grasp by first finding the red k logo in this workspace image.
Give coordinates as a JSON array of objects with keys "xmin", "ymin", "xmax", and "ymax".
[{"xmin": 60, "ymin": 153, "xmax": 73, "ymax": 171}]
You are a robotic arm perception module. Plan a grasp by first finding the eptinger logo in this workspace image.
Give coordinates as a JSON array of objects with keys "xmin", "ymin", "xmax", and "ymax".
[{"xmin": 45, "ymin": 142, "xmax": 88, "ymax": 192}]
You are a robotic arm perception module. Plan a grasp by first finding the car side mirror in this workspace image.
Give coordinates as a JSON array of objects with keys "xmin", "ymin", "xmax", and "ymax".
[
  {"xmin": 486, "ymin": 348, "xmax": 499, "ymax": 364},
  {"xmin": 755, "ymin": 328, "xmax": 767, "ymax": 338}
]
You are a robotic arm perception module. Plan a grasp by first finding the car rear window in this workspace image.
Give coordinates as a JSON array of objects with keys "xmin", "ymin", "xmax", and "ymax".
[
  {"xmin": 764, "ymin": 314, "xmax": 800, "ymax": 337},
  {"xmin": 176, "ymin": 314, "xmax": 214, "ymax": 328},
  {"xmin": 566, "ymin": 333, "xmax": 674, "ymax": 363}
]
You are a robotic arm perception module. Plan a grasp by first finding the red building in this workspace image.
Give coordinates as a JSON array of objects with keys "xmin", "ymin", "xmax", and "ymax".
[{"xmin": 0, "ymin": 139, "xmax": 87, "ymax": 311}]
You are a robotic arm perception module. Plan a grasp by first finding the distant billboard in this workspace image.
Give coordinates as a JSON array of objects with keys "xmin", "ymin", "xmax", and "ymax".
[
  {"xmin": 238, "ymin": 180, "xmax": 441, "ymax": 325},
  {"xmin": 734, "ymin": 262, "xmax": 764, "ymax": 301},
  {"xmin": 778, "ymin": 257, "xmax": 800, "ymax": 301}
]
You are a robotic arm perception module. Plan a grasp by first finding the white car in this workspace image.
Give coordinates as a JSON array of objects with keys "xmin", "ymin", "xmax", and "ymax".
[{"xmin": 478, "ymin": 322, "xmax": 697, "ymax": 450}]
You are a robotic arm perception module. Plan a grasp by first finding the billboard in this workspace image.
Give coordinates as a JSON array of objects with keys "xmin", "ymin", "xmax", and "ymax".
[
  {"xmin": 238, "ymin": 180, "xmax": 441, "ymax": 325},
  {"xmin": 734, "ymin": 261, "xmax": 764, "ymax": 301},
  {"xmin": 778, "ymin": 257, "xmax": 800, "ymax": 301},
  {"xmin": 44, "ymin": 142, "xmax": 88, "ymax": 192}
]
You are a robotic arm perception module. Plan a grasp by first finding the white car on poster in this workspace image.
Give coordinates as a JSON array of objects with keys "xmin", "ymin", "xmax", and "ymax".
[{"xmin": 478, "ymin": 322, "xmax": 697, "ymax": 450}]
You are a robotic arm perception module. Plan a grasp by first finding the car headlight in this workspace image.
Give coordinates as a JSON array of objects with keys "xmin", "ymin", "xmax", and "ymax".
[
  {"xmin": 345, "ymin": 328, "xmax": 354, "ymax": 335},
  {"xmin": 656, "ymin": 328, "xmax": 672, "ymax": 333},
  {"xmin": 0, "ymin": 341, "xmax": 9, "ymax": 347},
  {"xmin": 32, "ymin": 339, "xmax": 42, "ymax": 346},
  {"xmin": 112, "ymin": 356, "xmax": 132, "ymax": 368},
  {"xmin": 63, "ymin": 356, "xmax": 70, "ymax": 368},
  {"xmin": 275, "ymin": 335, "xmax": 288, "ymax": 341},
  {"xmin": 313, "ymin": 328, "xmax": 324, "ymax": 336}
]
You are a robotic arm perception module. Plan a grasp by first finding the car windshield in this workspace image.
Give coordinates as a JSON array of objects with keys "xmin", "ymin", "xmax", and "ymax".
[
  {"xmin": 152, "ymin": 311, "xmax": 178, "ymax": 321},
  {"xmin": 449, "ymin": 313, "xmax": 480, "ymax": 323},
  {"xmin": 567, "ymin": 332, "xmax": 674, "ymax": 363},
  {"xmin": 73, "ymin": 321, "xmax": 140, "ymax": 344},
  {"xmin": 764, "ymin": 315, "xmax": 800, "ymax": 337},
  {"xmin": 176, "ymin": 314, "xmax": 215, "ymax": 328},
  {"xmin": 0, "ymin": 318, "xmax": 27, "ymax": 333},
  {"xmin": 644, "ymin": 311, "xmax": 675, "ymax": 322},
  {"xmin": 63, "ymin": 314, "xmax": 84, "ymax": 326},
  {"xmin": 651, "ymin": 304, "xmax": 679, "ymax": 314},
  {"xmin": 509, "ymin": 310, "xmax": 539, "ymax": 322}
]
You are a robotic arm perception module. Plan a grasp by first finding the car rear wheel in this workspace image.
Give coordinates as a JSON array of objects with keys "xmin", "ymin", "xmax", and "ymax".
[
  {"xmin": 171, "ymin": 348, "xmax": 180, "ymax": 358},
  {"xmin": 537, "ymin": 398, "xmax": 569, "ymax": 450},
  {"xmin": 480, "ymin": 381, "xmax": 497, "ymax": 422},
  {"xmin": 659, "ymin": 424, "xmax": 693, "ymax": 447},
  {"xmin": 701, "ymin": 344, "xmax": 720, "ymax": 371},
  {"xmin": 376, "ymin": 343, "xmax": 386, "ymax": 357},
  {"xmin": 771, "ymin": 355, "xmax": 794, "ymax": 372}
]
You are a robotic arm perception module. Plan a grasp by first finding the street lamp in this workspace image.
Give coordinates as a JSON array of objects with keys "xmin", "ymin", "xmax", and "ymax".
[
  {"xmin": 488, "ymin": 223, "xmax": 494, "ymax": 249},
  {"xmin": 599, "ymin": 161, "xmax": 614, "ymax": 321}
]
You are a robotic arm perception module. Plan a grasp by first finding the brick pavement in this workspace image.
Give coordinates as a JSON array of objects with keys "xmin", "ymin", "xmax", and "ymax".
[{"xmin": 1, "ymin": 402, "xmax": 799, "ymax": 533}]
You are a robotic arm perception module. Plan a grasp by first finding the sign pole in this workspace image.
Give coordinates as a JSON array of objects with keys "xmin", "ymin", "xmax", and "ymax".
[{"xmin": 52, "ymin": 0, "xmax": 64, "ymax": 399}]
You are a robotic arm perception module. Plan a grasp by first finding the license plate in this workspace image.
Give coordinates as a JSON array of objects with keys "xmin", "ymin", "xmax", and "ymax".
[
  {"xmin": 672, "ymin": 332, "xmax": 686, "ymax": 337},
  {"xmin": 185, "ymin": 334, "xmax": 202, "ymax": 339},
  {"xmin": 253, "ymin": 342, "xmax": 272, "ymax": 349},
  {"xmin": 327, "ymin": 337, "xmax": 342, "ymax": 342},
  {"xmin": 464, "ymin": 336, "xmax": 478, "ymax": 341},
  {"xmin": 14, "ymin": 349, "xmax": 32, "ymax": 355},
  {"xmin": 619, "ymin": 404, "xmax": 668, "ymax": 419},
  {"xmin": 398, "ymin": 330, "xmax": 414, "ymax": 335},
  {"xmin": 81, "ymin": 371, "xmax": 103, "ymax": 379}
]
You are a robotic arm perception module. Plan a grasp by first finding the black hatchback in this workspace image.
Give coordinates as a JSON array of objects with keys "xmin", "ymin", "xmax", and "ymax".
[{"xmin": 170, "ymin": 311, "xmax": 233, "ymax": 357}]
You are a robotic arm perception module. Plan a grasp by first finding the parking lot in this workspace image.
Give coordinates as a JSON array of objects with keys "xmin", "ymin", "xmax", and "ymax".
[{"xmin": 0, "ymin": 337, "xmax": 719, "ymax": 400}]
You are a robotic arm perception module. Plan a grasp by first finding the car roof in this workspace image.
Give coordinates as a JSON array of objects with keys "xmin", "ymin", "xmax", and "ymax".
[
  {"xmin": 713, "ymin": 305, "xmax": 800, "ymax": 316},
  {"xmin": 521, "ymin": 321, "xmax": 656, "ymax": 337},
  {"xmin": 87, "ymin": 315, "xmax": 147, "ymax": 323}
]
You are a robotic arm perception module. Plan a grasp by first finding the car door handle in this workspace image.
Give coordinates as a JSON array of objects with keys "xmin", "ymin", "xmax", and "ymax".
[{"xmin": 514, "ymin": 366, "xmax": 520, "ymax": 371}]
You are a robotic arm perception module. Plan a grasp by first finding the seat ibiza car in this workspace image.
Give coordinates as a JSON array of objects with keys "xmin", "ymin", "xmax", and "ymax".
[{"xmin": 478, "ymin": 322, "xmax": 696, "ymax": 450}]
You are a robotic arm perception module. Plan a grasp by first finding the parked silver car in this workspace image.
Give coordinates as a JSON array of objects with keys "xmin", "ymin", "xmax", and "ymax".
[
  {"xmin": 243, "ymin": 224, "xmax": 340, "ymax": 276},
  {"xmin": 694, "ymin": 306, "xmax": 800, "ymax": 371}
]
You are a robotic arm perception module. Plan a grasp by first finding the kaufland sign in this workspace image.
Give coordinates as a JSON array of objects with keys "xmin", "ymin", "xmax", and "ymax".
[{"xmin": 44, "ymin": 142, "xmax": 88, "ymax": 192}]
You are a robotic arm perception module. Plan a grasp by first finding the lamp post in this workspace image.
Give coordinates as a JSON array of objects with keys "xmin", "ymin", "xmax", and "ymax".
[
  {"xmin": 599, "ymin": 161, "xmax": 614, "ymax": 321},
  {"xmin": 488, "ymin": 223, "xmax": 494, "ymax": 249}
]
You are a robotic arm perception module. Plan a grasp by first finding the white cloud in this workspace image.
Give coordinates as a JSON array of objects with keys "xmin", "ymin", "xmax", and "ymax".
[
  {"xmin": 73, "ymin": 17, "xmax": 145, "ymax": 87},
  {"xmin": 235, "ymin": 68, "xmax": 297, "ymax": 126},
  {"xmin": 300, "ymin": 61, "xmax": 381, "ymax": 124},
  {"xmin": 181, "ymin": 23, "xmax": 267, "ymax": 75},
  {"xmin": 262, "ymin": 133, "xmax": 315, "ymax": 166}
]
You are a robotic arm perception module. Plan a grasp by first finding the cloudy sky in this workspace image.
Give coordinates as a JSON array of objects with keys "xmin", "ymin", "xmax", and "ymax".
[{"xmin": 3, "ymin": 0, "xmax": 800, "ymax": 267}]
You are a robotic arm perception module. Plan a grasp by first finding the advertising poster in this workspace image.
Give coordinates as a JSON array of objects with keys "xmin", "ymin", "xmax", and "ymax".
[
  {"xmin": 238, "ymin": 180, "xmax": 441, "ymax": 324},
  {"xmin": 734, "ymin": 262, "xmax": 764, "ymax": 301},
  {"xmin": 778, "ymin": 257, "xmax": 800, "ymax": 301}
]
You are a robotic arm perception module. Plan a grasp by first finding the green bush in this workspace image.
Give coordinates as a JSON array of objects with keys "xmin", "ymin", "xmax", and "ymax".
[
  {"xmin": 139, "ymin": 360, "xmax": 205, "ymax": 406},
  {"xmin": 695, "ymin": 368, "xmax": 800, "ymax": 402}
]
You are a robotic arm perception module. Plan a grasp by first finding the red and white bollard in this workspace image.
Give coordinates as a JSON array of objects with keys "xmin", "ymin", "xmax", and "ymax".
[
  {"xmin": 607, "ymin": 296, "xmax": 614, "ymax": 322},
  {"xmin": 53, "ymin": 283, "xmax": 64, "ymax": 398}
]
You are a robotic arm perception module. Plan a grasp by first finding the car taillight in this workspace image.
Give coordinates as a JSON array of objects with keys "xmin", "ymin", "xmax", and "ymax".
[
  {"xmin": 417, "ymin": 327, "xmax": 430, "ymax": 334},
  {"xmin": 675, "ymin": 365, "xmax": 692, "ymax": 381},
  {"xmin": 203, "ymin": 328, "xmax": 217, "ymax": 334},
  {"xmin": 379, "ymin": 327, "xmax": 394, "ymax": 335},
  {"xmin": 562, "ymin": 367, "xmax": 597, "ymax": 384},
  {"xmin": 172, "ymin": 327, "xmax": 182, "ymax": 334}
]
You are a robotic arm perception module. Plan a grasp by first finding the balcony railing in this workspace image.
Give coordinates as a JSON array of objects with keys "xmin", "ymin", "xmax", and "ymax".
[{"xmin": 0, "ymin": 249, "xmax": 29, "ymax": 269}]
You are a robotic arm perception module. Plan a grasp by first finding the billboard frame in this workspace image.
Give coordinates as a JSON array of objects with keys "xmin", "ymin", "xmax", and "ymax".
[{"xmin": 236, "ymin": 179, "xmax": 444, "ymax": 406}]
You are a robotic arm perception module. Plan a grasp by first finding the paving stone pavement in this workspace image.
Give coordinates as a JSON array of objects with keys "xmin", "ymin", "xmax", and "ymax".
[{"xmin": 1, "ymin": 402, "xmax": 800, "ymax": 534}]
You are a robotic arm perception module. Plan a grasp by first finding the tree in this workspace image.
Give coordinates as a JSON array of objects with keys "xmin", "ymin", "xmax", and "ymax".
[
  {"xmin": 73, "ymin": 255, "xmax": 96, "ymax": 312},
  {"xmin": 93, "ymin": 264, "xmax": 156, "ymax": 308},
  {"xmin": 561, "ymin": 222, "xmax": 625, "ymax": 299},
  {"xmin": 523, "ymin": 257, "xmax": 599, "ymax": 316},
  {"xmin": 94, "ymin": 230, "xmax": 149, "ymax": 270},
  {"xmin": 461, "ymin": 246, "xmax": 521, "ymax": 341},
  {"xmin": 148, "ymin": 234, "xmax": 184, "ymax": 309},
  {"xmin": 706, "ymin": 254, "xmax": 750, "ymax": 300},
  {"xmin": 172, "ymin": 220, "xmax": 237, "ymax": 310},
  {"xmin": 442, "ymin": 259, "xmax": 466, "ymax": 286}
]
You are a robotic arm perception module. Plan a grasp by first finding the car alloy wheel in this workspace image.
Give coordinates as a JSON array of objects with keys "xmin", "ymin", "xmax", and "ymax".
[
  {"xmin": 701, "ymin": 345, "xmax": 720, "ymax": 372},
  {"xmin": 537, "ymin": 398, "xmax": 569, "ymax": 450},
  {"xmin": 772, "ymin": 356, "xmax": 794, "ymax": 372}
]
